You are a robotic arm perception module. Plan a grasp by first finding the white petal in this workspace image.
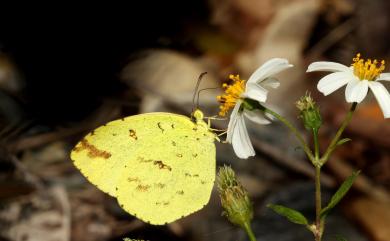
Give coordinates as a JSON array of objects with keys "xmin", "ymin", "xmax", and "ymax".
[
  {"xmin": 345, "ymin": 79, "xmax": 368, "ymax": 103},
  {"xmin": 317, "ymin": 72, "xmax": 352, "ymax": 96},
  {"xmin": 243, "ymin": 82, "xmax": 268, "ymax": 102},
  {"xmin": 231, "ymin": 114, "xmax": 255, "ymax": 159},
  {"xmin": 307, "ymin": 61, "xmax": 351, "ymax": 73},
  {"xmin": 247, "ymin": 58, "xmax": 292, "ymax": 84},
  {"xmin": 243, "ymin": 109, "xmax": 271, "ymax": 125},
  {"xmin": 226, "ymin": 100, "xmax": 242, "ymax": 143},
  {"xmin": 369, "ymin": 81, "xmax": 390, "ymax": 118},
  {"xmin": 345, "ymin": 78, "xmax": 359, "ymax": 102},
  {"xmin": 261, "ymin": 77, "xmax": 280, "ymax": 89},
  {"xmin": 377, "ymin": 73, "xmax": 390, "ymax": 81}
]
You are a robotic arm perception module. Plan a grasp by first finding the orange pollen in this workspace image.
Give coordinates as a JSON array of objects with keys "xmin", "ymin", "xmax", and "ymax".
[
  {"xmin": 217, "ymin": 74, "xmax": 246, "ymax": 116},
  {"xmin": 352, "ymin": 53, "xmax": 385, "ymax": 81}
]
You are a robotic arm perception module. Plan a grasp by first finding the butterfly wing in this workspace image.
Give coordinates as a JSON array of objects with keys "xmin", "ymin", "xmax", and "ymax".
[
  {"xmin": 71, "ymin": 115, "xmax": 143, "ymax": 196},
  {"xmin": 115, "ymin": 113, "xmax": 216, "ymax": 224},
  {"xmin": 71, "ymin": 112, "xmax": 216, "ymax": 224}
]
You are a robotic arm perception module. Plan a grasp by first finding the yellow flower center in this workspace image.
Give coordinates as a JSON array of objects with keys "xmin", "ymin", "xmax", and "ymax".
[
  {"xmin": 352, "ymin": 53, "xmax": 385, "ymax": 81},
  {"xmin": 217, "ymin": 74, "xmax": 246, "ymax": 116}
]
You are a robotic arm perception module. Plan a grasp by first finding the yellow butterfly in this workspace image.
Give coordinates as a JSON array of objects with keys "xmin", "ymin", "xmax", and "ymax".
[{"xmin": 71, "ymin": 103, "xmax": 217, "ymax": 225}]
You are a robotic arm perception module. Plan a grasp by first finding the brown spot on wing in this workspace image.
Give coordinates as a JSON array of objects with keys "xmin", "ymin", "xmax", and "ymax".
[
  {"xmin": 155, "ymin": 183, "xmax": 166, "ymax": 188},
  {"xmin": 176, "ymin": 190, "xmax": 184, "ymax": 195},
  {"xmin": 128, "ymin": 177, "xmax": 140, "ymax": 182},
  {"xmin": 153, "ymin": 160, "xmax": 172, "ymax": 171},
  {"xmin": 157, "ymin": 122, "xmax": 164, "ymax": 132},
  {"xmin": 73, "ymin": 139, "xmax": 111, "ymax": 159},
  {"xmin": 129, "ymin": 129, "xmax": 138, "ymax": 140},
  {"xmin": 136, "ymin": 184, "xmax": 150, "ymax": 192},
  {"xmin": 138, "ymin": 157, "xmax": 153, "ymax": 163}
]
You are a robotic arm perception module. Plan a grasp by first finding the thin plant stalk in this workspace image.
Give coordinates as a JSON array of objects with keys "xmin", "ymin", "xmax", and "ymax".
[
  {"xmin": 320, "ymin": 103, "xmax": 357, "ymax": 164},
  {"xmin": 256, "ymin": 101, "xmax": 358, "ymax": 241},
  {"xmin": 313, "ymin": 127, "xmax": 322, "ymax": 241},
  {"xmin": 261, "ymin": 107, "xmax": 314, "ymax": 162},
  {"xmin": 313, "ymin": 128, "xmax": 320, "ymax": 161},
  {"xmin": 244, "ymin": 222, "xmax": 257, "ymax": 241},
  {"xmin": 314, "ymin": 166, "xmax": 322, "ymax": 241}
]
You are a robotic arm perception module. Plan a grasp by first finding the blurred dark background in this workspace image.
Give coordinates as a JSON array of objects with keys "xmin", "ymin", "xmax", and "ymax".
[{"xmin": 0, "ymin": 2, "xmax": 210, "ymax": 123}]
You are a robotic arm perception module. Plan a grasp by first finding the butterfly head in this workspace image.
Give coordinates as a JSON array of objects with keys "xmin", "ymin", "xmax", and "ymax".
[
  {"xmin": 192, "ymin": 109, "xmax": 219, "ymax": 140},
  {"xmin": 192, "ymin": 109, "xmax": 209, "ymax": 129},
  {"xmin": 193, "ymin": 109, "xmax": 204, "ymax": 121}
]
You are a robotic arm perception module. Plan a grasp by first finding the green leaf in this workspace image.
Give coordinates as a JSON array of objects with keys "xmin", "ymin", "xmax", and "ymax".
[
  {"xmin": 267, "ymin": 204, "xmax": 308, "ymax": 225},
  {"xmin": 320, "ymin": 171, "xmax": 360, "ymax": 218},
  {"xmin": 336, "ymin": 138, "xmax": 351, "ymax": 146}
]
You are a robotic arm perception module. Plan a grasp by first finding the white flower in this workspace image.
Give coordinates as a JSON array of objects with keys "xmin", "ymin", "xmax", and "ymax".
[
  {"xmin": 217, "ymin": 58, "xmax": 293, "ymax": 159},
  {"xmin": 307, "ymin": 53, "xmax": 390, "ymax": 118}
]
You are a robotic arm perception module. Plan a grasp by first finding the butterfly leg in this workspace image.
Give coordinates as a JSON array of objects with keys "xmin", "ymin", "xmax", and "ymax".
[
  {"xmin": 206, "ymin": 115, "xmax": 227, "ymax": 121},
  {"xmin": 210, "ymin": 130, "xmax": 227, "ymax": 142},
  {"xmin": 205, "ymin": 116, "xmax": 227, "ymax": 130},
  {"xmin": 217, "ymin": 130, "xmax": 227, "ymax": 136},
  {"xmin": 217, "ymin": 131, "xmax": 228, "ymax": 143}
]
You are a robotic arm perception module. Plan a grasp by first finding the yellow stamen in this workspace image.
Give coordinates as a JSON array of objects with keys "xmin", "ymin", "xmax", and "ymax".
[
  {"xmin": 352, "ymin": 53, "xmax": 385, "ymax": 81},
  {"xmin": 217, "ymin": 74, "xmax": 246, "ymax": 116}
]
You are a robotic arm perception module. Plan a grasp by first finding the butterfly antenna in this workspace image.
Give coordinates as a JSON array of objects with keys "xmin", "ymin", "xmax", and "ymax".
[{"xmin": 191, "ymin": 72, "xmax": 208, "ymax": 117}]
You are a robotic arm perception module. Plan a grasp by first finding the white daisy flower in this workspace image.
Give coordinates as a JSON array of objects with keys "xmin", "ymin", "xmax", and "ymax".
[
  {"xmin": 217, "ymin": 58, "xmax": 293, "ymax": 159},
  {"xmin": 307, "ymin": 53, "xmax": 390, "ymax": 118}
]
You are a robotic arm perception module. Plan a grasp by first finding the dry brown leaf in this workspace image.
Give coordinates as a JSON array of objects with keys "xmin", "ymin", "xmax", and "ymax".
[
  {"xmin": 121, "ymin": 49, "xmax": 220, "ymax": 114},
  {"xmin": 0, "ymin": 186, "xmax": 70, "ymax": 241},
  {"xmin": 237, "ymin": 0, "xmax": 320, "ymax": 111},
  {"xmin": 346, "ymin": 197, "xmax": 390, "ymax": 241}
]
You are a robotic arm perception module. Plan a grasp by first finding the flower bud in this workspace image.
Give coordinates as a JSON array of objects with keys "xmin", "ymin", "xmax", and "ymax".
[
  {"xmin": 216, "ymin": 166, "xmax": 253, "ymax": 228},
  {"xmin": 296, "ymin": 93, "xmax": 322, "ymax": 131}
]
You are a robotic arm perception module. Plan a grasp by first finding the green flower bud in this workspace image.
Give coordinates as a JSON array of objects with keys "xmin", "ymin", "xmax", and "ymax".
[
  {"xmin": 296, "ymin": 93, "xmax": 322, "ymax": 131},
  {"xmin": 216, "ymin": 166, "xmax": 253, "ymax": 228}
]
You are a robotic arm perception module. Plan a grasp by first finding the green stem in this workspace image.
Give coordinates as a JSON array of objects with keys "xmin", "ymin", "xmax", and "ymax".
[
  {"xmin": 314, "ymin": 166, "xmax": 322, "ymax": 241},
  {"xmin": 261, "ymin": 107, "xmax": 314, "ymax": 163},
  {"xmin": 244, "ymin": 222, "xmax": 257, "ymax": 241},
  {"xmin": 313, "ymin": 128, "xmax": 320, "ymax": 161},
  {"xmin": 320, "ymin": 102, "xmax": 357, "ymax": 164}
]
